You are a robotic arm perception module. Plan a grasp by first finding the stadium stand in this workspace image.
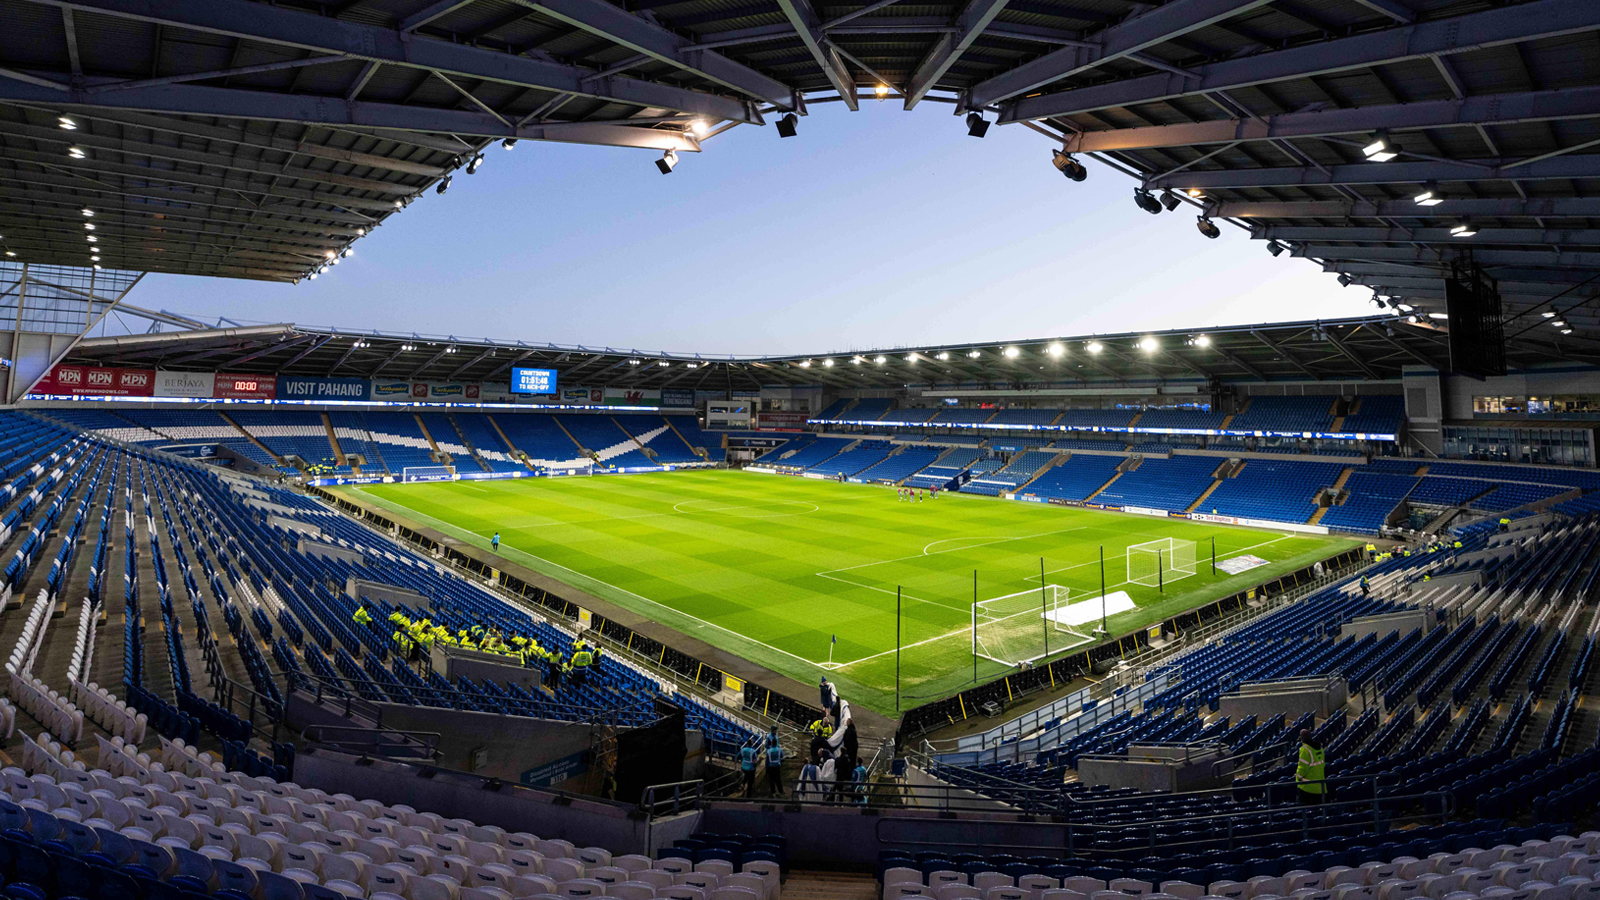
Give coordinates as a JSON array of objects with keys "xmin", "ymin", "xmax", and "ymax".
[
  {"xmin": 1050, "ymin": 438, "xmax": 1128, "ymax": 452},
  {"xmin": 930, "ymin": 408, "xmax": 994, "ymax": 425},
  {"xmin": 856, "ymin": 445, "xmax": 941, "ymax": 483},
  {"xmin": 663, "ymin": 416, "xmax": 719, "ymax": 459},
  {"xmin": 556, "ymin": 415, "xmax": 653, "ymax": 468},
  {"xmin": 1136, "ymin": 407, "xmax": 1226, "ymax": 430},
  {"xmin": 1321, "ymin": 470, "xmax": 1418, "ymax": 534},
  {"xmin": 761, "ymin": 434, "xmax": 837, "ymax": 470},
  {"xmin": 35, "ymin": 409, "xmax": 168, "ymax": 446},
  {"xmin": 1055, "ymin": 409, "xmax": 1136, "ymax": 428},
  {"xmin": 227, "ymin": 411, "xmax": 344, "ymax": 475},
  {"xmin": 903, "ymin": 447, "xmax": 988, "ymax": 489},
  {"xmin": 1093, "ymin": 455, "xmax": 1220, "ymax": 511},
  {"xmin": 809, "ymin": 440, "xmax": 894, "ymax": 478},
  {"xmin": 444, "ymin": 412, "xmax": 527, "ymax": 473},
  {"xmin": 1018, "ymin": 453, "xmax": 1124, "ymax": 502},
  {"xmin": 817, "ymin": 398, "xmax": 852, "ymax": 420},
  {"xmin": 490, "ymin": 413, "xmax": 588, "ymax": 469},
  {"xmin": 1229, "ymin": 396, "xmax": 1336, "ymax": 433},
  {"xmin": 1341, "ymin": 395, "xmax": 1406, "ymax": 435},
  {"xmin": 324, "ymin": 412, "xmax": 386, "ymax": 475},
  {"xmin": 847, "ymin": 398, "xmax": 893, "ymax": 420},
  {"xmin": 614, "ymin": 414, "xmax": 702, "ymax": 464},
  {"xmin": 1411, "ymin": 476, "xmax": 1496, "ymax": 507},
  {"xmin": 118, "ymin": 410, "xmax": 242, "ymax": 445},
  {"xmin": 988, "ymin": 408, "xmax": 1059, "ymax": 426},
  {"xmin": 1200, "ymin": 459, "xmax": 1346, "ymax": 523}
]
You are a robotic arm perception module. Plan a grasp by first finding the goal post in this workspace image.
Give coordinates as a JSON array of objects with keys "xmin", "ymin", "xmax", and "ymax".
[
  {"xmin": 1127, "ymin": 537, "xmax": 1197, "ymax": 589},
  {"xmin": 973, "ymin": 584, "xmax": 1079, "ymax": 667},
  {"xmin": 401, "ymin": 465, "xmax": 457, "ymax": 483}
]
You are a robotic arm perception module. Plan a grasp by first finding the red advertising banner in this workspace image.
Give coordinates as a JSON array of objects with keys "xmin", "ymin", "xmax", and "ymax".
[
  {"xmin": 756, "ymin": 411, "xmax": 810, "ymax": 430},
  {"xmin": 214, "ymin": 373, "xmax": 276, "ymax": 400},
  {"xmin": 33, "ymin": 366, "xmax": 155, "ymax": 397}
]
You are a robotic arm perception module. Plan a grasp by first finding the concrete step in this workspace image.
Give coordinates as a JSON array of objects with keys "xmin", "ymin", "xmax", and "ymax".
[{"xmin": 785, "ymin": 870, "xmax": 878, "ymax": 900}]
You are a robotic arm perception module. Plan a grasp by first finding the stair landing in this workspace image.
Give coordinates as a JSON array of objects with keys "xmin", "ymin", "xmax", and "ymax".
[{"xmin": 784, "ymin": 870, "xmax": 877, "ymax": 900}]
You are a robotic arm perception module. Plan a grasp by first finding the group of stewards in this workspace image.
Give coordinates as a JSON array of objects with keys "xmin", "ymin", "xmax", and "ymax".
[
  {"xmin": 783, "ymin": 676, "xmax": 866, "ymax": 803},
  {"xmin": 351, "ymin": 606, "xmax": 601, "ymax": 687}
]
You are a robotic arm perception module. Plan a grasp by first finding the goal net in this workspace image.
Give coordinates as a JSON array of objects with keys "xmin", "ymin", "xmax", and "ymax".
[
  {"xmin": 401, "ymin": 465, "xmax": 457, "ymax": 483},
  {"xmin": 974, "ymin": 584, "xmax": 1075, "ymax": 667},
  {"xmin": 1127, "ymin": 537, "xmax": 1197, "ymax": 588}
]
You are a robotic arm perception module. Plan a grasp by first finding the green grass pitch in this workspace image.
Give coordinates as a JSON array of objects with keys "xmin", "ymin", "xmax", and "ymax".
[{"xmin": 341, "ymin": 470, "xmax": 1357, "ymax": 715}]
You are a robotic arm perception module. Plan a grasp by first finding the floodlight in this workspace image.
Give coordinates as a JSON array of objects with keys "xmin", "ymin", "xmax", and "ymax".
[
  {"xmin": 1051, "ymin": 150, "xmax": 1087, "ymax": 182},
  {"xmin": 502, "ymin": 138, "xmax": 517, "ymax": 150},
  {"xmin": 968, "ymin": 350, "xmax": 980, "ymax": 358},
  {"xmin": 1338, "ymin": 274, "xmax": 1352, "ymax": 287},
  {"xmin": 1195, "ymin": 334, "xmax": 1211, "ymax": 348},
  {"xmin": 1086, "ymin": 341, "xmax": 1103, "ymax": 354},
  {"xmin": 58, "ymin": 117, "xmax": 77, "ymax": 130},
  {"xmin": 1047, "ymin": 343, "xmax": 1064, "ymax": 357},
  {"xmin": 92, "ymin": 264, "xmax": 101, "ymax": 270},
  {"xmin": 1413, "ymin": 182, "xmax": 1444, "ymax": 206},
  {"xmin": 936, "ymin": 351, "xmax": 950, "ymax": 361},
  {"xmin": 1451, "ymin": 218, "xmax": 1477, "ymax": 237},
  {"xmin": 657, "ymin": 149, "xmax": 678, "ymax": 174},
  {"xmin": 1363, "ymin": 130, "xmax": 1397, "ymax": 161},
  {"xmin": 466, "ymin": 154, "xmax": 484, "ymax": 174},
  {"xmin": 68, "ymin": 147, "xmax": 86, "ymax": 159},
  {"xmin": 852, "ymin": 356, "xmax": 864, "ymax": 364},
  {"xmin": 776, "ymin": 113, "xmax": 798, "ymax": 138},
  {"xmin": 1003, "ymin": 346, "xmax": 1020, "ymax": 358},
  {"xmin": 875, "ymin": 85, "xmax": 889, "ymax": 100},
  {"xmin": 1185, "ymin": 188, "xmax": 1203, "ymax": 198},
  {"xmin": 84, "ymin": 223, "xmax": 94, "ymax": 231},
  {"xmin": 823, "ymin": 358, "xmax": 834, "ymax": 367},
  {"xmin": 1139, "ymin": 336, "xmax": 1159, "ymax": 352},
  {"xmin": 874, "ymin": 355, "xmax": 886, "ymax": 364},
  {"xmin": 1428, "ymin": 313, "xmax": 1448, "ymax": 320},
  {"xmin": 965, "ymin": 112, "xmax": 989, "ymax": 138},
  {"xmin": 325, "ymin": 250, "xmax": 337, "ymax": 259},
  {"xmin": 1542, "ymin": 311, "xmax": 1557, "ymax": 318},
  {"xmin": 318, "ymin": 265, "xmax": 329, "ymax": 274},
  {"xmin": 436, "ymin": 175, "xmax": 452, "ymax": 194},
  {"xmin": 4, "ymin": 252, "xmax": 14, "ymax": 258},
  {"xmin": 90, "ymin": 256, "xmax": 98, "ymax": 262},
  {"xmin": 341, "ymin": 248, "xmax": 353, "ymax": 258},
  {"xmin": 1552, "ymin": 319, "xmax": 1567, "ymax": 328},
  {"xmin": 1562, "ymin": 329, "xmax": 1573, "ymax": 335},
  {"xmin": 356, "ymin": 227, "xmax": 366, "ymax": 235},
  {"xmin": 1396, "ymin": 304, "xmax": 1413, "ymax": 313},
  {"xmin": 1196, "ymin": 217, "xmax": 1221, "ymax": 239},
  {"xmin": 688, "ymin": 119, "xmax": 709, "ymax": 137},
  {"xmin": 799, "ymin": 360, "xmax": 812, "ymax": 367},
  {"xmin": 1372, "ymin": 292, "xmax": 1387, "ymax": 308},
  {"xmin": 1160, "ymin": 191, "xmax": 1182, "ymax": 211},
  {"xmin": 85, "ymin": 236, "xmax": 96, "ymax": 243},
  {"xmin": 906, "ymin": 354, "xmax": 918, "ymax": 364},
  {"xmin": 1267, "ymin": 241, "xmax": 1285, "ymax": 257},
  {"xmin": 1134, "ymin": 190, "xmax": 1162, "ymax": 214},
  {"xmin": 309, "ymin": 272, "xmax": 318, "ymax": 280},
  {"xmin": 81, "ymin": 209, "xmax": 93, "ymax": 217}
]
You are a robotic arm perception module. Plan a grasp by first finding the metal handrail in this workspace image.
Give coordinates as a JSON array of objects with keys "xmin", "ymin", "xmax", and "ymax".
[{"xmin": 300, "ymin": 723, "xmax": 442, "ymax": 760}]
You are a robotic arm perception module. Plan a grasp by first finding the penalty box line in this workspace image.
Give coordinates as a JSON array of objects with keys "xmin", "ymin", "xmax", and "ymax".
[{"xmin": 1021, "ymin": 533, "xmax": 1294, "ymax": 583}]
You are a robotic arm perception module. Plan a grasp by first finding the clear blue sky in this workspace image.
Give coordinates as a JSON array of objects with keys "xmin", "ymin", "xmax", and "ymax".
[{"xmin": 145, "ymin": 105, "xmax": 1369, "ymax": 356}]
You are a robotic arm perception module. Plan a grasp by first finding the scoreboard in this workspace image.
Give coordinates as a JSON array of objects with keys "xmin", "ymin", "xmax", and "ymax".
[{"xmin": 511, "ymin": 367, "xmax": 558, "ymax": 395}]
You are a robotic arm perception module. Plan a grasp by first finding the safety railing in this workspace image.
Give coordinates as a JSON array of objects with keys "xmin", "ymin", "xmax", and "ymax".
[{"xmin": 299, "ymin": 723, "xmax": 441, "ymax": 761}]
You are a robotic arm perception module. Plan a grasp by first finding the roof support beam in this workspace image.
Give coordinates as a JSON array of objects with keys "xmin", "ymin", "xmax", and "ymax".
[
  {"xmin": 1250, "ymin": 330, "xmax": 1319, "ymax": 379},
  {"xmin": 399, "ymin": 0, "xmax": 476, "ymax": 31},
  {"xmin": 776, "ymin": 0, "xmax": 856, "ymax": 110},
  {"xmin": 279, "ymin": 334, "xmax": 337, "ymax": 370},
  {"xmin": 1298, "ymin": 245, "xmax": 1600, "ymax": 270},
  {"xmin": 1348, "ymin": 0, "xmax": 1414, "ymax": 24},
  {"xmin": 22, "ymin": 0, "xmax": 764, "ymax": 123},
  {"xmin": 1212, "ymin": 346, "xmax": 1265, "ymax": 380},
  {"xmin": 85, "ymin": 54, "xmax": 347, "ymax": 94},
  {"xmin": 1255, "ymin": 225, "xmax": 1600, "ymax": 245},
  {"xmin": 903, "ymin": 0, "xmax": 1012, "ymax": 109},
  {"xmin": 971, "ymin": 0, "xmax": 1273, "ymax": 108},
  {"xmin": 504, "ymin": 0, "xmax": 794, "ymax": 110},
  {"xmin": 1321, "ymin": 327, "xmax": 1381, "ymax": 380},
  {"xmin": 1147, "ymin": 154, "xmax": 1600, "ymax": 191},
  {"xmin": 1216, "ymin": 197, "xmax": 1600, "ymax": 219},
  {"xmin": 1064, "ymin": 84, "xmax": 1600, "ymax": 153},
  {"xmin": 0, "ymin": 79, "xmax": 704, "ymax": 151},
  {"xmin": 1001, "ymin": 0, "xmax": 1600, "ymax": 121}
]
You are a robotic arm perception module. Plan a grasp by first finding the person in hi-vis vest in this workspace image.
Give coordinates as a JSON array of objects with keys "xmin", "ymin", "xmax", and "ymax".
[{"xmin": 1296, "ymin": 729, "xmax": 1327, "ymax": 804}]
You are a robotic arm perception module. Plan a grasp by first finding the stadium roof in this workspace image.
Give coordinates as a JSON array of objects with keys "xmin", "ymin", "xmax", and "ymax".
[
  {"xmin": 51, "ymin": 312, "xmax": 1594, "ymax": 389},
  {"xmin": 0, "ymin": 0, "xmax": 1597, "ymax": 340}
]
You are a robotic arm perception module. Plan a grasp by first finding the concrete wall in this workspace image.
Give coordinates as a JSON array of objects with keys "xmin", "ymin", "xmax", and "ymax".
[
  {"xmin": 1403, "ymin": 367, "xmax": 1446, "ymax": 455},
  {"xmin": 360, "ymin": 702, "xmax": 598, "ymax": 788},
  {"xmin": 1218, "ymin": 678, "xmax": 1347, "ymax": 723},
  {"xmin": 348, "ymin": 577, "xmax": 430, "ymax": 609},
  {"xmin": 299, "ymin": 537, "xmax": 364, "ymax": 565},
  {"xmin": 1341, "ymin": 609, "xmax": 1432, "ymax": 641},
  {"xmin": 266, "ymin": 512, "xmax": 322, "ymax": 533},
  {"xmin": 434, "ymin": 646, "xmax": 543, "ymax": 691},
  {"xmin": 293, "ymin": 749, "xmax": 701, "ymax": 857}
]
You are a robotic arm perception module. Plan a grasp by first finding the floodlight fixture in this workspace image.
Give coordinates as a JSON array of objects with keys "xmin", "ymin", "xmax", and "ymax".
[
  {"xmin": 1052, "ymin": 150, "xmax": 1087, "ymax": 182},
  {"xmin": 85, "ymin": 236, "xmax": 96, "ymax": 243},
  {"xmin": 1413, "ymin": 182, "xmax": 1444, "ymax": 206},
  {"xmin": 936, "ymin": 351, "xmax": 950, "ymax": 361},
  {"xmin": 58, "ymin": 117, "xmax": 77, "ymax": 130},
  {"xmin": 965, "ymin": 112, "xmax": 989, "ymax": 138},
  {"xmin": 657, "ymin": 149, "xmax": 678, "ymax": 174},
  {"xmin": 1134, "ymin": 190, "xmax": 1162, "ymax": 214},
  {"xmin": 1003, "ymin": 346, "xmax": 1020, "ymax": 358},
  {"xmin": 1553, "ymin": 319, "xmax": 1567, "ymax": 328},
  {"xmin": 1338, "ymin": 274, "xmax": 1352, "ymax": 287},
  {"xmin": 436, "ymin": 175, "xmax": 452, "ymax": 194},
  {"xmin": 823, "ymin": 358, "xmax": 835, "ymax": 367},
  {"xmin": 1047, "ymin": 343, "xmax": 1065, "ymax": 358},
  {"xmin": 81, "ymin": 209, "xmax": 93, "ymax": 217},
  {"xmin": 874, "ymin": 355, "xmax": 887, "ymax": 364},
  {"xmin": 1139, "ymin": 336, "xmax": 1159, "ymax": 352},
  {"xmin": 688, "ymin": 119, "xmax": 709, "ymax": 137},
  {"xmin": 776, "ymin": 113, "xmax": 798, "ymax": 138},
  {"xmin": 466, "ymin": 154, "xmax": 484, "ymax": 174},
  {"xmin": 1086, "ymin": 341, "xmax": 1103, "ymax": 354},
  {"xmin": 1363, "ymin": 130, "xmax": 1397, "ymax": 162},
  {"xmin": 875, "ymin": 85, "xmax": 889, "ymax": 100},
  {"xmin": 341, "ymin": 248, "xmax": 353, "ymax": 258},
  {"xmin": 1451, "ymin": 218, "xmax": 1477, "ymax": 236},
  {"xmin": 1196, "ymin": 217, "xmax": 1221, "ymax": 239},
  {"xmin": 502, "ymin": 138, "xmax": 517, "ymax": 150},
  {"xmin": 1185, "ymin": 188, "xmax": 1204, "ymax": 198},
  {"xmin": 852, "ymin": 356, "xmax": 864, "ymax": 365},
  {"xmin": 4, "ymin": 252, "xmax": 14, "ymax": 258},
  {"xmin": 798, "ymin": 360, "xmax": 812, "ymax": 367},
  {"xmin": 1267, "ymin": 241, "xmax": 1285, "ymax": 257},
  {"xmin": 84, "ymin": 223, "xmax": 94, "ymax": 231},
  {"xmin": 68, "ymin": 147, "xmax": 86, "ymax": 159},
  {"xmin": 1542, "ymin": 311, "xmax": 1557, "ymax": 318},
  {"xmin": 906, "ymin": 354, "xmax": 918, "ymax": 364},
  {"xmin": 968, "ymin": 350, "xmax": 980, "ymax": 358},
  {"xmin": 1160, "ymin": 191, "xmax": 1182, "ymax": 212},
  {"xmin": 1194, "ymin": 334, "xmax": 1211, "ymax": 348},
  {"xmin": 1562, "ymin": 329, "xmax": 1573, "ymax": 335}
]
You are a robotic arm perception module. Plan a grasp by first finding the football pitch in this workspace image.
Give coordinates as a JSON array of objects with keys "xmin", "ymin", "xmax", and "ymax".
[{"xmin": 340, "ymin": 470, "xmax": 1357, "ymax": 715}]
